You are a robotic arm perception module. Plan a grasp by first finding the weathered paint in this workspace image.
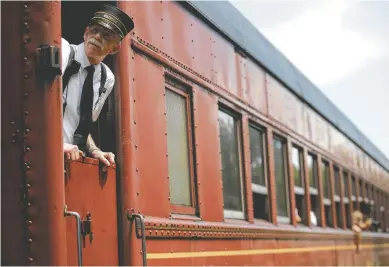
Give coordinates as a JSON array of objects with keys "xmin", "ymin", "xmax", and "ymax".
[{"xmin": 1, "ymin": 1, "xmax": 67, "ymax": 265}]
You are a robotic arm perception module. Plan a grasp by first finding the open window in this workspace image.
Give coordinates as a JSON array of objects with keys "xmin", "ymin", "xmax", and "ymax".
[
  {"xmin": 61, "ymin": 1, "xmax": 117, "ymax": 154},
  {"xmin": 248, "ymin": 124, "xmax": 270, "ymax": 221}
]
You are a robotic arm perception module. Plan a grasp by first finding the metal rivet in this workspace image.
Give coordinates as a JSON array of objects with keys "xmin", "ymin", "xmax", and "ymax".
[
  {"xmin": 24, "ymin": 22, "xmax": 28, "ymax": 27},
  {"xmin": 26, "ymin": 220, "xmax": 32, "ymax": 225},
  {"xmin": 27, "ymin": 202, "xmax": 31, "ymax": 207},
  {"xmin": 24, "ymin": 74, "xmax": 29, "ymax": 79},
  {"xmin": 24, "ymin": 37, "xmax": 31, "ymax": 44},
  {"xmin": 28, "ymin": 238, "xmax": 32, "ymax": 243},
  {"xmin": 24, "ymin": 92, "xmax": 29, "ymax": 98},
  {"xmin": 25, "ymin": 128, "xmax": 30, "ymax": 134},
  {"xmin": 10, "ymin": 121, "xmax": 15, "ymax": 125},
  {"xmin": 25, "ymin": 146, "xmax": 31, "ymax": 152},
  {"xmin": 24, "ymin": 111, "xmax": 29, "ymax": 116},
  {"xmin": 28, "ymin": 257, "xmax": 33, "ymax": 263},
  {"xmin": 26, "ymin": 184, "xmax": 31, "ymax": 188},
  {"xmin": 12, "ymin": 140, "xmax": 16, "ymax": 144}
]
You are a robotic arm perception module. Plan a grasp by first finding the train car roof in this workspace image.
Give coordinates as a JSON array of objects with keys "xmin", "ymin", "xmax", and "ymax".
[{"xmin": 184, "ymin": 1, "xmax": 389, "ymax": 172}]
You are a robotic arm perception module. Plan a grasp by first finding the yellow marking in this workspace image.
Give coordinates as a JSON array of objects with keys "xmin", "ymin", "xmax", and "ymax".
[{"xmin": 147, "ymin": 243, "xmax": 389, "ymax": 259}]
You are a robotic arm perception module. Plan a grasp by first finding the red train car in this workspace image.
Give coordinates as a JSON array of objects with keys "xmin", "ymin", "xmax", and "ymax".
[{"xmin": 2, "ymin": 1, "xmax": 389, "ymax": 266}]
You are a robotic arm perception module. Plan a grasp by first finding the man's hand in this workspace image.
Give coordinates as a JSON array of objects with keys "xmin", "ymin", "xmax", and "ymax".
[
  {"xmin": 91, "ymin": 149, "xmax": 115, "ymax": 167},
  {"xmin": 64, "ymin": 143, "xmax": 83, "ymax": 161}
]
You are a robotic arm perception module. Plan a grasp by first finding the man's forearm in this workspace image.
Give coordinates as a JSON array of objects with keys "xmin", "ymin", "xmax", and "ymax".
[{"xmin": 86, "ymin": 134, "xmax": 100, "ymax": 154}]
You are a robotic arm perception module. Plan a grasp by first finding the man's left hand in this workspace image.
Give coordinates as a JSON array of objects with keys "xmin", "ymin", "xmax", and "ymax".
[{"xmin": 91, "ymin": 150, "xmax": 115, "ymax": 167}]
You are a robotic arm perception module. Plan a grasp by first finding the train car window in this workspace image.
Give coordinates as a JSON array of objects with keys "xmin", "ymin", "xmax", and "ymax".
[
  {"xmin": 343, "ymin": 171, "xmax": 351, "ymax": 228},
  {"xmin": 358, "ymin": 180, "xmax": 363, "ymax": 202},
  {"xmin": 322, "ymin": 161, "xmax": 333, "ymax": 227},
  {"xmin": 333, "ymin": 166, "xmax": 343, "ymax": 228},
  {"xmin": 351, "ymin": 176, "xmax": 357, "ymax": 211},
  {"xmin": 165, "ymin": 87, "xmax": 196, "ymax": 212},
  {"xmin": 218, "ymin": 109, "xmax": 245, "ymax": 219},
  {"xmin": 292, "ymin": 146, "xmax": 306, "ymax": 225},
  {"xmin": 249, "ymin": 125, "xmax": 270, "ymax": 221},
  {"xmin": 273, "ymin": 136, "xmax": 290, "ymax": 224},
  {"xmin": 307, "ymin": 153, "xmax": 320, "ymax": 226}
]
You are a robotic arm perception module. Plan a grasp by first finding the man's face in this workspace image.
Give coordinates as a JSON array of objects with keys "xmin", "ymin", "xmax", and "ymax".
[{"xmin": 83, "ymin": 24, "xmax": 121, "ymax": 60}]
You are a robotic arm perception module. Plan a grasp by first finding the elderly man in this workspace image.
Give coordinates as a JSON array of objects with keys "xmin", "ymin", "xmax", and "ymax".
[{"xmin": 62, "ymin": 4, "xmax": 134, "ymax": 166}]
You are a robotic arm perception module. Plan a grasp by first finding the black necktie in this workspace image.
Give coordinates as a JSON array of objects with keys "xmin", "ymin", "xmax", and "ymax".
[{"xmin": 73, "ymin": 65, "xmax": 95, "ymax": 149}]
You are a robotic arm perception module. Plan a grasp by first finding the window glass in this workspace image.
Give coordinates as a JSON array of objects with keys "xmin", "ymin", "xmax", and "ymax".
[
  {"xmin": 351, "ymin": 176, "xmax": 357, "ymax": 196},
  {"xmin": 307, "ymin": 154, "xmax": 317, "ymax": 189},
  {"xmin": 343, "ymin": 172, "xmax": 349, "ymax": 197},
  {"xmin": 292, "ymin": 147, "xmax": 303, "ymax": 187},
  {"xmin": 166, "ymin": 89, "xmax": 192, "ymax": 206},
  {"xmin": 249, "ymin": 126, "xmax": 266, "ymax": 186},
  {"xmin": 218, "ymin": 110, "xmax": 244, "ymax": 213},
  {"xmin": 334, "ymin": 167, "xmax": 341, "ymax": 196},
  {"xmin": 322, "ymin": 161, "xmax": 330, "ymax": 198},
  {"xmin": 273, "ymin": 137, "xmax": 289, "ymax": 219}
]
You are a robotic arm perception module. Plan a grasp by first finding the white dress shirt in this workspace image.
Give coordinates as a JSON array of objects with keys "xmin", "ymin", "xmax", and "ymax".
[{"xmin": 61, "ymin": 38, "xmax": 115, "ymax": 144}]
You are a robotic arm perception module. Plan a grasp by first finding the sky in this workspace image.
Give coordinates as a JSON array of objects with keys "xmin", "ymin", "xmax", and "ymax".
[{"xmin": 230, "ymin": 0, "xmax": 389, "ymax": 160}]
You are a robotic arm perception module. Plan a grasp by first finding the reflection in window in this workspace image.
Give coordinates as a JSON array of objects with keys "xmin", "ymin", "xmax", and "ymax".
[
  {"xmin": 322, "ymin": 161, "xmax": 330, "ymax": 199},
  {"xmin": 292, "ymin": 147, "xmax": 303, "ymax": 187},
  {"xmin": 307, "ymin": 154, "xmax": 317, "ymax": 189},
  {"xmin": 322, "ymin": 161, "xmax": 333, "ymax": 227},
  {"xmin": 352, "ymin": 176, "xmax": 357, "ymax": 211},
  {"xmin": 343, "ymin": 171, "xmax": 351, "ymax": 228},
  {"xmin": 308, "ymin": 153, "xmax": 320, "ymax": 226},
  {"xmin": 218, "ymin": 109, "xmax": 244, "ymax": 217},
  {"xmin": 249, "ymin": 125, "xmax": 269, "ymax": 221},
  {"xmin": 249, "ymin": 126, "xmax": 266, "ymax": 187},
  {"xmin": 273, "ymin": 137, "xmax": 289, "ymax": 222},
  {"xmin": 343, "ymin": 172, "xmax": 349, "ymax": 198},
  {"xmin": 292, "ymin": 146, "xmax": 306, "ymax": 224},
  {"xmin": 334, "ymin": 166, "xmax": 343, "ymax": 228},
  {"xmin": 165, "ymin": 89, "xmax": 193, "ymax": 207}
]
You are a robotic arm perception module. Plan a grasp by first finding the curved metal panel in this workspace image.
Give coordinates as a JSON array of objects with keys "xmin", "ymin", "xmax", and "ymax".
[{"xmin": 184, "ymin": 1, "xmax": 389, "ymax": 172}]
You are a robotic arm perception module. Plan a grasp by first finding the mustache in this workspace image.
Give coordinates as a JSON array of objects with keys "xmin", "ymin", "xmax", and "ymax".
[{"xmin": 87, "ymin": 38, "xmax": 103, "ymax": 50}]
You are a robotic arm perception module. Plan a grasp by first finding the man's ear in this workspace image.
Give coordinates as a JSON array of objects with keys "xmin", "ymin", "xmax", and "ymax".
[{"xmin": 109, "ymin": 42, "xmax": 122, "ymax": 55}]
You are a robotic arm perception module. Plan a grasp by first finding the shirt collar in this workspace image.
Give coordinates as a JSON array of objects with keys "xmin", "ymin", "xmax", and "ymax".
[{"xmin": 76, "ymin": 42, "xmax": 100, "ymax": 72}]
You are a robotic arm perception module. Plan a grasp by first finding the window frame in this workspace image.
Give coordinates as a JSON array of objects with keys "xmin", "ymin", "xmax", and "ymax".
[
  {"xmin": 165, "ymin": 82, "xmax": 197, "ymax": 215},
  {"xmin": 273, "ymin": 134, "xmax": 291, "ymax": 224},
  {"xmin": 218, "ymin": 106, "xmax": 246, "ymax": 220}
]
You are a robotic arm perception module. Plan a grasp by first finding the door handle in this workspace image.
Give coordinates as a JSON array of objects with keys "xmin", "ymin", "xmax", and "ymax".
[{"xmin": 64, "ymin": 205, "xmax": 83, "ymax": 266}]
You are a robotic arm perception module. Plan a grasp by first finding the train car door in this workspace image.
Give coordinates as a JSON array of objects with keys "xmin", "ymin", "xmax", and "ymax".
[{"xmin": 61, "ymin": 1, "xmax": 120, "ymax": 265}]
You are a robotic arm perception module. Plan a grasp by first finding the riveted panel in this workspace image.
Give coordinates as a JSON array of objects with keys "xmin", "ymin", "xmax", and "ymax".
[
  {"xmin": 193, "ymin": 86, "xmax": 224, "ymax": 222},
  {"xmin": 244, "ymin": 58, "xmax": 267, "ymax": 115},
  {"xmin": 7, "ymin": 2, "xmax": 66, "ymax": 265},
  {"xmin": 65, "ymin": 160, "xmax": 118, "ymax": 266},
  {"xmin": 133, "ymin": 54, "xmax": 170, "ymax": 217},
  {"xmin": 1, "ymin": 2, "xmax": 27, "ymax": 265}
]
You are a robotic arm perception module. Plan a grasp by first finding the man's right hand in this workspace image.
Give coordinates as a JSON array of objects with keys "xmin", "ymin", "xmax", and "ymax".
[{"xmin": 64, "ymin": 143, "xmax": 83, "ymax": 161}]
